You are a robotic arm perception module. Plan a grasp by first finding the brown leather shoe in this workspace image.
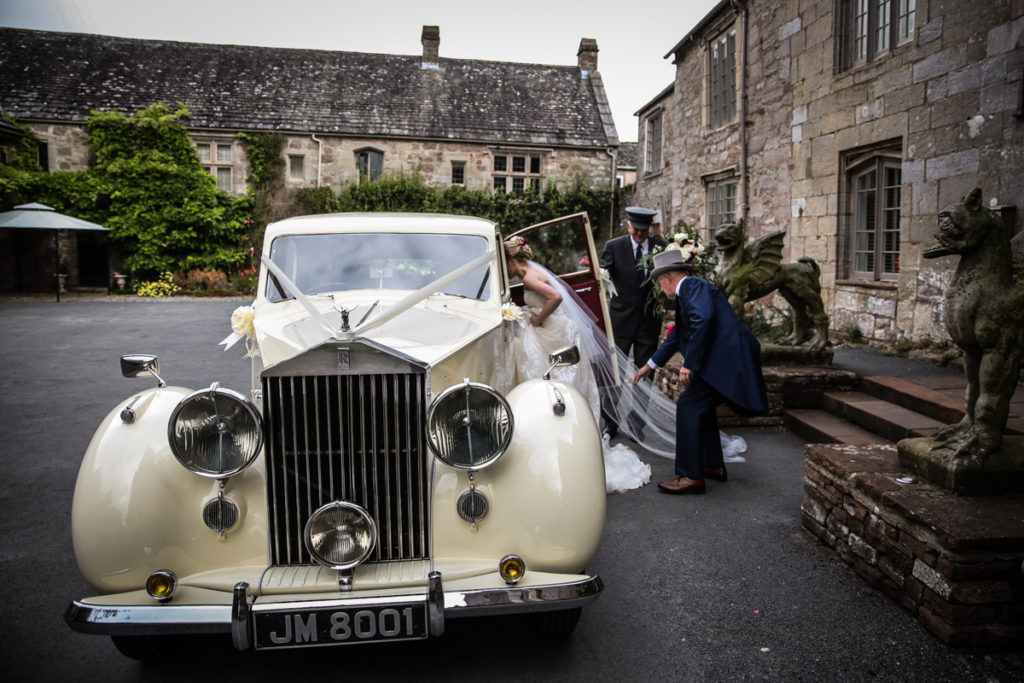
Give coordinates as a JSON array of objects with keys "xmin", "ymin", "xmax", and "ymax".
[
  {"xmin": 657, "ymin": 476, "xmax": 706, "ymax": 494},
  {"xmin": 704, "ymin": 467, "xmax": 728, "ymax": 482}
]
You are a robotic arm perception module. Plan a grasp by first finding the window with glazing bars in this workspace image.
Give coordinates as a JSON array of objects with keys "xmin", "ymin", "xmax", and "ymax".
[
  {"xmin": 644, "ymin": 112, "xmax": 662, "ymax": 175},
  {"xmin": 709, "ymin": 31, "xmax": 737, "ymax": 128},
  {"xmin": 492, "ymin": 153, "xmax": 543, "ymax": 194},
  {"xmin": 837, "ymin": 0, "xmax": 915, "ymax": 71},
  {"xmin": 852, "ymin": 160, "xmax": 901, "ymax": 280},
  {"xmin": 707, "ymin": 178, "xmax": 738, "ymax": 237}
]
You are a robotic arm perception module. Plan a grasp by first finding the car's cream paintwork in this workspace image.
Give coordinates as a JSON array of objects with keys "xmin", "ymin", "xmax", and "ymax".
[
  {"xmin": 254, "ymin": 213, "xmax": 504, "ymax": 371},
  {"xmin": 72, "ymin": 378, "xmax": 605, "ymax": 594},
  {"xmin": 69, "ymin": 212, "xmax": 606, "ymax": 631},
  {"xmin": 72, "ymin": 387, "xmax": 269, "ymax": 593}
]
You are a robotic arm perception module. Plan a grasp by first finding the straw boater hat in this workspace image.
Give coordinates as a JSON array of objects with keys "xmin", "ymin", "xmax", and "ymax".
[{"xmin": 649, "ymin": 249, "xmax": 694, "ymax": 280}]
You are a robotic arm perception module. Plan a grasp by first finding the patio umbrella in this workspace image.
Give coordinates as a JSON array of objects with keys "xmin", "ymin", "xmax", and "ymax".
[{"xmin": 0, "ymin": 202, "xmax": 109, "ymax": 302}]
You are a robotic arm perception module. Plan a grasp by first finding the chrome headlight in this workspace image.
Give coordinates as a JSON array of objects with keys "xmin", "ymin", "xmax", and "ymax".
[
  {"xmin": 426, "ymin": 381, "xmax": 513, "ymax": 470},
  {"xmin": 304, "ymin": 501, "xmax": 377, "ymax": 570},
  {"xmin": 168, "ymin": 384, "xmax": 263, "ymax": 478}
]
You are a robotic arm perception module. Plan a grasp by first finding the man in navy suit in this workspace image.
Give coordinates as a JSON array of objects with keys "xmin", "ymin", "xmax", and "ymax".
[
  {"xmin": 633, "ymin": 249, "xmax": 768, "ymax": 495},
  {"xmin": 599, "ymin": 207, "xmax": 666, "ymax": 436}
]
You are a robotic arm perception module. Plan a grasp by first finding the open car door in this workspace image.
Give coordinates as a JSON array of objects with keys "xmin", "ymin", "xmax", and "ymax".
[{"xmin": 508, "ymin": 212, "xmax": 614, "ymax": 344}]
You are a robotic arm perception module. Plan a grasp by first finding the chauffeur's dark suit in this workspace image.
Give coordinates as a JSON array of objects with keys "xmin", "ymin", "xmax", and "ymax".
[
  {"xmin": 650, "ymin": 276, "xmax": 768, "ymax": 479},
  {"xmin": 599, "ymin": 234, "xmax": 666, "ymax": 365}
]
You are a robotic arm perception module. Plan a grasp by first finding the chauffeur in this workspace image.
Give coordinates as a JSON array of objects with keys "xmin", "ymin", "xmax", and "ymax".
[{"xmin": 599, "ymin": 206, "xmax": 666, "ymax": 437}]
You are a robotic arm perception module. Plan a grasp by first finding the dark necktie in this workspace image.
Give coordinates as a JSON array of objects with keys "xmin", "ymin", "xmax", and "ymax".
[{"xmin": 635, "ymin": 242, "xmax": 643, "ymax": 263}]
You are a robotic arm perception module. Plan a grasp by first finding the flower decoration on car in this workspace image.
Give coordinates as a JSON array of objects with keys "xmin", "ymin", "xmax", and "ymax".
[
  {"xmin": 501, "ymin": 302, "xmax": 524, "ymax": 322},
  {"xmin": 219, "ymin": 304, "xmax": 260, "ymax": 357}
]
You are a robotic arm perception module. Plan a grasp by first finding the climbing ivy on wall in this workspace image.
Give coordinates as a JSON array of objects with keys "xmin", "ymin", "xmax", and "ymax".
[{"xmin": 0, "ymin": 104, "xmax": 251, "ymax": 280}]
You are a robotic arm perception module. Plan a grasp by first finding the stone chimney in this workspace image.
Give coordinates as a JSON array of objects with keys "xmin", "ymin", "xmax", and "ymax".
[
  {"xmin": 577, "ymin": 38, "xmax": 598, "ymax": 73},
  {"xmin": 422, "ymin": 25, "xmax": 440, "ymax": 65}
]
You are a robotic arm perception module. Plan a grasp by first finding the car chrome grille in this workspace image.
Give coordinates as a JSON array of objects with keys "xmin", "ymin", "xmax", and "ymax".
[{"xmin": 262, "ymin": 372, "xmax": 430, "ymax": 566}]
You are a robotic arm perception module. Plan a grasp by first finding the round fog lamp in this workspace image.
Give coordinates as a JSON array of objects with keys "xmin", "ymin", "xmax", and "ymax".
[
  {"xmin": 304, "ymin": 501, "xmax": 377, "ymax": 570},
  {"xmin": 146, "ymin": 569, "xmax": 177, "ymax": 602},
  {"xmin": 499, "ymin": 555, "xmax": 526, "ymax": 585}
]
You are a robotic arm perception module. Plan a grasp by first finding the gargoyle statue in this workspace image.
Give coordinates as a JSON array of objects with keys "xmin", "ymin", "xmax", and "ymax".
[
  {"xmin": 714, "ymin": 219, "xmax": 829, "ymax": 349},
  {"xmin": 921, "ymin": 187, "xmax": 1024, "ymax": 465}
]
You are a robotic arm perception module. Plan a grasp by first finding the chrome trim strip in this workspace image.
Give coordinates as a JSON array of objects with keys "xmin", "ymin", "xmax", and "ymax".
[
  {"xmin": 64, "ymin": 601, "xmax": 232, "ymax": 636},
  {"xmin": 64, "ymin": 575, "xmax": 601, "ymax": 640},
  {"xmin": 443, "ymin": 576, "xmax": 604, "ymax": 618}
]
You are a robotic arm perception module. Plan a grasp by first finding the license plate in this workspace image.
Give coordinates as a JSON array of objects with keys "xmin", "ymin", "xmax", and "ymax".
[{"xmin": 253, "ymin": 599, "xmax": 428, "ymax": 649}]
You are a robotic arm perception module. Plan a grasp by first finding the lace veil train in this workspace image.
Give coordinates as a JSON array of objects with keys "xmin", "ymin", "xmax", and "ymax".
[{"xmin": 528, "ymin": 261, "xmax": 747, "ymax": 465}]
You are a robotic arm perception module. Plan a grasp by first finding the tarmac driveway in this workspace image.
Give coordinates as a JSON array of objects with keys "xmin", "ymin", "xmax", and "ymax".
[{"xmin": 0, "ymin": 298, "xmax": 1019, "ymax": 681}]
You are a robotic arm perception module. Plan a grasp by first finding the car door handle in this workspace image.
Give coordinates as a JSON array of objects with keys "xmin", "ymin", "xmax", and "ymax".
[{"xmin": 574, "ymin": 287, "xmax": 592, "ymax": 293}]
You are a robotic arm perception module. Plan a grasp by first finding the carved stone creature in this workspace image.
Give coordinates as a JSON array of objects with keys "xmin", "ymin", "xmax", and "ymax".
[
  {"xmin": 714, "ymin": 220, "xmax": 829, "ymax": 350},
  {"xmin": 919, "ymin": 188, "xmax": 1024, "ymax": 467}
]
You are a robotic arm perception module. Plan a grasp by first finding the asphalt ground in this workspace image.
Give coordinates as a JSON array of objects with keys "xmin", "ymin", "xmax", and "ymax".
[{"xmin": 0, "ymin": 297, "xmax": 1020, "ymax": 681}]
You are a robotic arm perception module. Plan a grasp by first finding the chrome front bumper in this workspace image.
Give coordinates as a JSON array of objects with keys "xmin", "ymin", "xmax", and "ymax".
[{"xmin": 64, "ymin": 572, "xmax": 603, "ymax": 649}]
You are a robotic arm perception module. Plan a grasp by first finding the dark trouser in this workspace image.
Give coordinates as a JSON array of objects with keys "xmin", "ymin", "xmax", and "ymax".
[{"xmin": 674, "ymin": 374, "xmax": 725, "ymax": 479}]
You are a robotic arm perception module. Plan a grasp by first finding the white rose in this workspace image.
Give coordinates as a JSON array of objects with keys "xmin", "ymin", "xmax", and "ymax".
[
  {"xmin": 230, "ymin": 305, "xmax": 256, "ymax": 338},
  {"xmin": 502, "ymin": 302, "xmax": 524, "ymax": 322}
]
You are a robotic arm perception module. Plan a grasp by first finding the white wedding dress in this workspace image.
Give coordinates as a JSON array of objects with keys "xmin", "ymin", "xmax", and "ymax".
[
  {"xmin": 512, "ymin": 273, "xmax": 652, "ymax": 494},
  {"xmin": 508, "ymin": 261, "xmax": 748, "ymax": 494}
]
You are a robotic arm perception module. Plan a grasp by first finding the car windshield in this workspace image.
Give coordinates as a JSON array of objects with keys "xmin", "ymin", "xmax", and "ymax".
[{"xmin": 266, "ymin": 232, "xmax": 492, "ymax": 303}]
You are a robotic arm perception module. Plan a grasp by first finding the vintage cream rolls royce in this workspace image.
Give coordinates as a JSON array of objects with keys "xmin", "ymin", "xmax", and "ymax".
[{"xmin": 64, "ymin": 212, "xmax": 613, "ymax": 658}]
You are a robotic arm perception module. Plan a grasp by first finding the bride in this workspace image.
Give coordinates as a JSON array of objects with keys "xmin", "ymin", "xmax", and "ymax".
[
  {"xmin": 502, "ymin": 236, "xmax": 748, "ymax": 494},
  {"xmin": 503, "ymin": 236, "xmax": 652, "ymax": 493}
]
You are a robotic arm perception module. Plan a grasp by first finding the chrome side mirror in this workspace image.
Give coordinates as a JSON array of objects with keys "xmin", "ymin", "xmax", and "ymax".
[
  {"xmin": 543, "ymin": 345, "xmax": 580, "ymax": 380},
  {"xmin": 121, "ymin": 354, "xmax": 166, "ymax": 388}
]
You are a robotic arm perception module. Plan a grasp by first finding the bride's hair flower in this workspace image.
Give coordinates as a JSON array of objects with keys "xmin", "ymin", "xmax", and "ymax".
[{"xmin": 501, "ymin": 302, "xmax": 524, "ymax": 322}]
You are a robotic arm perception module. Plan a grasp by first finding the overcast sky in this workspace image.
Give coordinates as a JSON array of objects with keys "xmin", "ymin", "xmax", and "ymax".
[{"xmin": 0, "ymin": 0, "xmax": 721, "ymax": 142}]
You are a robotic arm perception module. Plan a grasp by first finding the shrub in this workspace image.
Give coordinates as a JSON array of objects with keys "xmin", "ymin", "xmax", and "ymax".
[
  {"xmin": 134, "ymin": 272, "xmax": 181, "ymax": 297},
  {"xmin": 183, "ymin": 268, "xmax": 228, "ymax": 291}
]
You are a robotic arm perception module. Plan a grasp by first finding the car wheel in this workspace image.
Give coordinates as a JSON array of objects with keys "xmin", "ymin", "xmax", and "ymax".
[
  {"xmin": 111, "ymin": 635, "xmax": 162, "ymax": 660},
  {"xmin": 529, "ymin": 607, "xmax": 582, "ymax": 639}
]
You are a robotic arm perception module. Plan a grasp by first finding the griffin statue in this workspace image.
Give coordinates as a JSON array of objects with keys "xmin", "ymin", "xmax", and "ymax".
[{"xmin": 714, "ymin": 220, "xmax": 829, "ymax": 350}]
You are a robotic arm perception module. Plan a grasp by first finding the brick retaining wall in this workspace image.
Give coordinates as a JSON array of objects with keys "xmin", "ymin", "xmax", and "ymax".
[{"xmin": 802, "ymin": 442, "xmax": 1024, "ymax": 646}]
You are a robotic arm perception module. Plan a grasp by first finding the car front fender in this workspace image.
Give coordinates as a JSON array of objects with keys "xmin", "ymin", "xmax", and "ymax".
[
  {"xmin": 430, "ymin": 378, "xmax": 606, "ymax": 573},
  {"xmin": 71, "ymin": 387, "xmax": 268, "ymax": 593}
]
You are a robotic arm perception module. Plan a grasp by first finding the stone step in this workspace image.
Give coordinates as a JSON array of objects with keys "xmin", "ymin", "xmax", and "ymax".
[
  {"xmin": 782, "ymin": 408, "xmax": 891, "ymax": 446},
  {"xmin": 860, "ymin": 376, "xmax": 1024, "ymax": 435},
  {"xmin": 860, "ymin": 376, "xmax": 965, "ymax": 424},
  {"xmin": 820, "ymin": 391, "xmax": 947, "ymax": 442}
]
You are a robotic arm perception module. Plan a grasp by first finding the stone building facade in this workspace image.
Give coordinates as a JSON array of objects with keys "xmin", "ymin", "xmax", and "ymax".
[
  {"xmin": 634, "ymin": 0, "xmax": 1023, "ymax": 343},
  {"xmin": 0, "ymin": 27, "xmax": 620, "ymax": 290}
]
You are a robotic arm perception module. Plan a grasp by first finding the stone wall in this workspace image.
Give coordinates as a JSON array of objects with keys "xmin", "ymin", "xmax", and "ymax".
[
  {"xmin": 28, "ymin": 122, "xmax": 614, "ymax": 200},
  {"xmin": 284, "ymin": 135, "xmax": 614, "ymax": 195},
  {"xmin": 790, "ymin": 0, "xmax": 1023, "ymax": 342},
  {"xmin": 802, "ymin": 442, "xmax": 1024, "ymax": 646},
  {"xmin": 634, "ymin": 3, "xmax": 794, "ymax": 241},
  {"xmin": 636, "ymin": 0, "xmax": 1023, "ymax": 346}
]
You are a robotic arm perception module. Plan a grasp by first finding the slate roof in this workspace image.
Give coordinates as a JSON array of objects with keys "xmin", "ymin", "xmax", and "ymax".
[
  {"xmin": 617, "ymin": 141, "xmax": 637, "ymax": 169},
  {"xmin": 0, "ymin": 28, "xmax": 618, "ymax": 148}
]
